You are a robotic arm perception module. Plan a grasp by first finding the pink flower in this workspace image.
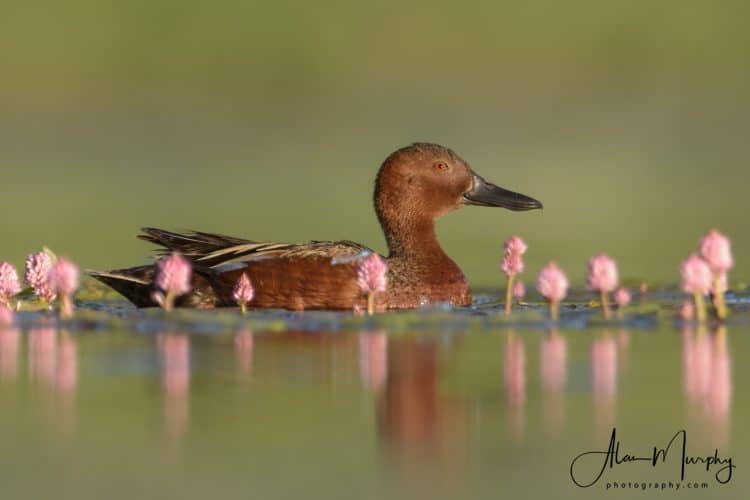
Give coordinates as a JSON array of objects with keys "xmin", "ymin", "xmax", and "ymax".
[
  {"xmin": 501, "ymin": 235, "xmax": 527, "ymax": 276},
  {"xmin": 700, "ymin": 229, "xmax": 733, "ymax": 274},
  {"xmin": 537, "ymin": 262, "xmax": 569, "ymax": 303},
  {"xmin": 614, "ymin": 288, "xmax": 631, "ymax": 308},
  {"xmin": 501, "ymin": 253, "xmax": 524, "ymax": 276},
  {"xmin": 680, "ymin": 254, "xmax": 712, "ymax": 295},
  {"xmin": 152, "ymin": 252, "xmax": 192, "ymax": 311},
  {"xmin": 232, "ymin": 273, "xmax": 254, "ymax": 313},
  {"xmin": 512, "ymin": 280, "xmax": 525, "ymax": 300},
  {"xmin": 52, "ymin": 258, "xmax": 79, "ymax": 318},
  {"xmin": 680, "ymin": 300, "xmax": 695, "ymax": 320},
  {"xmin": 587, "ymin": 254, "xmax": 619, "ymax": 293},
  {"xmin": 357, "ymin": 253, "xmax": 388, "ymax": 294},
  {"xmin": 505, "ymin": 235, "xmax": 528, "ymax": 255},
  {"xmin": 155, "ymin": 253, "xmax": 192, "ymax": 296},
  {"xmin": 24, "ymin": 251, "xmax": 56, "ymax": 303},
  {"xmin": 52, "ymin": 258, "xmax": 79, "ymax": 296},
  {"xmin": 0, "ymin": 262, "xmax": 22, "ymax": 306},
  {"xmin": 0, "ymin": 304, "xmax": 13, "ymax": 327}
]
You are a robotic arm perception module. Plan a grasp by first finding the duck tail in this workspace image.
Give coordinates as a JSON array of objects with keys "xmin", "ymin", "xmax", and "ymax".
[
  {"xmin": 88, "ymin": 266, "xmax": 156, "ymax": 307},
  {"xmin": 89, "ymin": 265, "xmax": 219, "ymax": 309}
]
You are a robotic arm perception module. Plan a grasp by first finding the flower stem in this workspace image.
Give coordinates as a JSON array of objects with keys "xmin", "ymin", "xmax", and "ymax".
[
  {"xmin": 693, "ymin": 292, "xmax": 706, "ymax": 323},
  {"xmin": 164, "ymin": 291, "xmax": 175, "ymax": 312},
  {"xmin": 713, "ymin": 276, "xmax": 728, "ymax": 320},
  {"xmin": 367, "ymin": 292, "xmax": 375, "ymax": 316},
  {"xmin": 504, "ymin": 275, "xmax": 515, "ymax": 314},
  {"xmin": 60, "ymin": 295, "xmax": 74, "ymax": 319},
  {"xmin": 600, "ymin": 291, "xmax": 611, "ymax": 320},
  {"xmin": 240, "ymin": 303, "xmax": 247, "ymax": 315},
  {"xmin": 550, "ymin": 301, "xmax": 559, "ymax": 322}
]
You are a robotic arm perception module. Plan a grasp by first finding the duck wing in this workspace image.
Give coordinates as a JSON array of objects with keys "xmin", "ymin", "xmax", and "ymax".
[{"xmin": 139, "ymin": 227, "xmax": 372, "ymax": 269}]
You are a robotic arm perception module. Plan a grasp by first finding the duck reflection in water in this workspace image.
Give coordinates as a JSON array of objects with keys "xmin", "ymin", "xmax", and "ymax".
[
  {"xmin": 158, "ymin": 333, "xmax": 191, "ymax": 441},
  {"xmin": 540, "ymin": 330, "xmax": 566, "ymax": 434},
  {"xmin": 591, "ymin": 332, "xmax": 618, "ymax": 436},
  {"xmin": 682, "ymin": 325, "xmax": 732, "ymax": 447},
  {"xmin": 375, "ymin": 336, "xmax": 467, "ymax": 477}
]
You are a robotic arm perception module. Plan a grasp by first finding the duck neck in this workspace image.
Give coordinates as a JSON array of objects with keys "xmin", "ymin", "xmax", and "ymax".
[{"xmin": 380, "ymin": 215, "xmax": 450, "ymax": 264}]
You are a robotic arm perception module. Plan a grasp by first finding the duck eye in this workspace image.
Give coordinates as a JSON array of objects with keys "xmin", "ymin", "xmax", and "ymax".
[{"xmin": 433, "ymin": 161, "xmax": 449, "ymax": 171}]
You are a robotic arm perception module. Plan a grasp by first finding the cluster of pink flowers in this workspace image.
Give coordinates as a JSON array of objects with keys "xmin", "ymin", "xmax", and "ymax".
[
  {"xmin": 1, "ymin": 228, "xmax": 736, "ymax": 325},
  {"xmin": 0, "ymin": 250, "xmax": 81, "ymax": 324},
  {"xmin": 680, "ymin": 230, "xmax": 733, "ymax": 322}
]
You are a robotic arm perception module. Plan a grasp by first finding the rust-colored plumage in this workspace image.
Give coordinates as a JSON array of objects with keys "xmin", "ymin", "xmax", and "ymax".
[{"xmin": 91, "ymin": 143, "xmax": 542, "ymax": 310}]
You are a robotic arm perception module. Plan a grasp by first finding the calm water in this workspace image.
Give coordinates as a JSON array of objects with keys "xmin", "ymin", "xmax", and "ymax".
[{"xmin": 0, "ymin": 311, "xmax": 746, "ymax": 499}]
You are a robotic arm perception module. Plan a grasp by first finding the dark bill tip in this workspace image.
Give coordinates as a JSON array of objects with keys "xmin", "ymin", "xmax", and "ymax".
[{"xmin": 462, "ymin": 173, "xmax": 543, "ymax": 211}]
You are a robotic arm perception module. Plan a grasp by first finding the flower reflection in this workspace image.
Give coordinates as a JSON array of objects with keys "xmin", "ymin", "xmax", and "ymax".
[
  {"xmin": 55, "ymin": 332, "xmax": 78, "ymax": 436},
  {"xmin": 234, "ymin": 329, "xmax": 254, "ymax": 378},
  {"xmin": 359, "ymin": 330, "xmax": 388, "ymax": 391},
  {"xmin": 0, "ymin": 326, "xmax": 20, "ymax": 382},
  {"xmin": 682, "ymin": 325, "xmax": 731, "ymax": 447},
  {"xmin": 591, "ymin": 333, "xmax": 617, "ymax": 435},
  {"xmin": 29, "ymin": 327, "xmax": 58, "ymax": 386},
  {"xmin": 56, "ymin": 333, "xmax": 78, "ymax": 400},
  {"xmin": 504, "ymin": 333, "xmax": 526, "ymax": 439},
  {"xmin": 25, "ymin": 327, "xmax": 79, "ymax": 435},
  {"xmin": 540, "ymin": 330, "xmax": 566, "ymax": 433},
  {"xmin": 158, "ymin": 333, "xmax": 191, "ymax": 441}
]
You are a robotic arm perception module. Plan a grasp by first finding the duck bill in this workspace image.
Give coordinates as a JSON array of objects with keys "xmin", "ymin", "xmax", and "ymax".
[{"xmin": 462, "ymin": 173, "xmax": 543, "ymax": 211}]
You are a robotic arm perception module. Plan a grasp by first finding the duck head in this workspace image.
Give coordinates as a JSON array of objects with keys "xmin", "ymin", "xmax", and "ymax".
[{"xmin": 375, "ymin": 142, "xmax": 542, "ymax": 223}]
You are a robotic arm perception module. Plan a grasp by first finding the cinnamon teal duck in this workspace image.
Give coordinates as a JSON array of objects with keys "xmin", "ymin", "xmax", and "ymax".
[{"xmin": 91, "ymin": 143, "xmax": 542, "ymax": 310}]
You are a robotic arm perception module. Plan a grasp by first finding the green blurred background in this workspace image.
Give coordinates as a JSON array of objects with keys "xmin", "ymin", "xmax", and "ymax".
[{"xmin": 2, "ymin": 0, "xmax": 749, "ymax": 286}]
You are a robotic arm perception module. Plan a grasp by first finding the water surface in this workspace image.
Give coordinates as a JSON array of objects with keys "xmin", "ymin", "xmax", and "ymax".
[{"xmin": 0, "ymin": 296, "xmax": 746, "ymax": 499}]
